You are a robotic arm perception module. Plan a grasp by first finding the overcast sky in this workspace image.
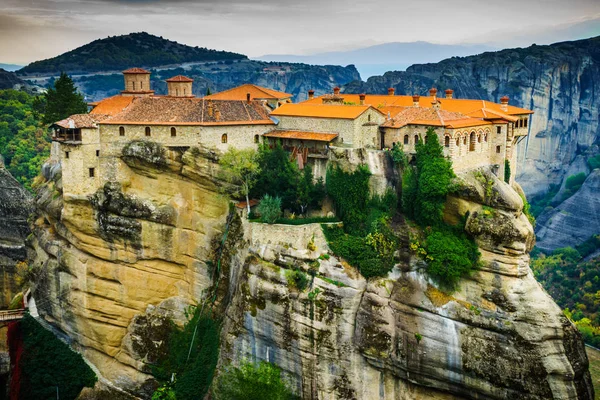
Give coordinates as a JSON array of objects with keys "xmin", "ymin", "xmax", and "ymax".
[{"xmin": 1, "ymin": 0, "xmax": 599, "ymax": 64}]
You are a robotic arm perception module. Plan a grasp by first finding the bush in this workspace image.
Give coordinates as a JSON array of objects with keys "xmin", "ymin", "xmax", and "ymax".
[
  {"xmin": 258, "ymin": 194, "xmax": 282, "ymax": 224},
  {"xmin": 8, "ymin": 314, "xmax": 97, "ymax": 400},
  {"xmin": 565, "ymin": 172, "xmax": 587, "ymax": 192},
  {"xmin": 326, "ymin": 164, "xmax": 371, "ymax": 235},
  {"xmin": 587, "ymin": 154, "xmax": 600, "ymax": 170},
  {"xmin": 285, "ymin": 269, "xmax": 309, "ymax": 291},
  {"xmin": 213, "ymin": 361, "xmax": 297, "ymax": 400}
]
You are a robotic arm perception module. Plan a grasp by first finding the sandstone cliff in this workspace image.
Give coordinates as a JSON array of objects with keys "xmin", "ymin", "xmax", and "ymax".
[{"xmin": 24, "ymin": 144, "xmax": 593, "ymax": 399}]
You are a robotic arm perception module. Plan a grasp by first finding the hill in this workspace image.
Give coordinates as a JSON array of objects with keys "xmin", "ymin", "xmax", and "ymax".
[
  {"xmin": 0, "ymin": 63, "xmax": 23, "ymax": 72},
  {"xmin": 18, "ymin": 32, "xmax": 247, "ymax": 75},
  {"xmin": 0, "ymin": 69, "xmax": 25, "ymax": 90},
  {"xmin": 259, "ymin": 41, "xmax": 496, "ymax": 78}
]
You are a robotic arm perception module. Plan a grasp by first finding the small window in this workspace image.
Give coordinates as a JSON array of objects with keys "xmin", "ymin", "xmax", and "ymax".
[
  {"xmin": 414, "ymin": 134, "xmax": 419, "ymax": 144},
  {"xmin": 484, "ymin": 133, "xmax": 488, "ymax": 142},
  {"xmin": 368, "ymin": 114, "xmax": 371, "ymax": 122},
  {"xmin": 455, "ymin": 138, "xmax": 460, "ymax": 147},
  {"xmin": 65, "ymin": 151, "xmax": 69, "ymax": 159},
  {"xmin": 403, "ymin": 135, "xmax": 409, "ymax": 145},
  {"xmin": 444, "ymin": 136, "xmax": 450, "ymax": 147},
  {"xmin": 496, "ymin": 126, "xmax": 501, "ymax": 134},
  {"xmin": 119, "ymin": 126, "xmax": 125, "ymax": 136},
  {"xmin": 171, "ymin": 127, "xmax": 177, "ymax": 137},
  {"xmin": 524, "ymin": 119, "xmax": 528, "ymax": 128},
  {"xmin": 496, "ymin": 145, "xmax": 501, "ymax": 154},
  {"xmin": 141, "ymin": 81, "xmax": 143, "ymax": 89},
  {"xmin": 478, "ymin": 134, "xmax": 482, "ymax": 143},
  {"xmin": 221, "ymin": 134, "xmax": 228, "ymax": 144},
  {"xmin": 463, "ymin": 136, "xmax": 467, "ymax": 145},
  {"xmin": 145, "ymin": 127, "xmax": 151, "ymax": 137},
  {"xmin": 96, "ymin": 150, "xmax": 100, "ymax": 157},
  {"xmin": 132, "ymin": 81, "xmax": 136, "ymax": 91},
  {"xmin": 254, "ymin": 134, "xmax": 260, "ymax": 143},
  {"xmin": 89, "ymin": 168, "xmax": 95, "ymax": 178}
]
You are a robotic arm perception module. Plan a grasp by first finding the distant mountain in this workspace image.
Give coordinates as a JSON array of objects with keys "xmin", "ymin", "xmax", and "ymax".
[
  {"xmin": 0, "ymin": 63, "xmax": 23, "ymax": 72},
  {"xmin": 18, "ymin": 32, "xmax": 247, "ymax": 75},
  {"xmin": 0, "ymin": 69, "xmax": 25, "ymax": 90},
  {"xmin": 258, "ymin": 42, "xmax": 496, "ymax": 78}
]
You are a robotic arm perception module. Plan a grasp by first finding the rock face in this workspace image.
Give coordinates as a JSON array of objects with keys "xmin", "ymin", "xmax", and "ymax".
[
  {"xmin": 344, "ymin": 36, "xmax": 600, "ymax": 248},
  {"xmin": 536, "ymin": 169, "xmax": 600, "ymax": 251},
  {"xmin": 0, "ymin": 167, "xmax": 33, "ymax": 308},
  {"xmin": 27, "ymin": 145, "xmax": 593, "ymax": 399}
]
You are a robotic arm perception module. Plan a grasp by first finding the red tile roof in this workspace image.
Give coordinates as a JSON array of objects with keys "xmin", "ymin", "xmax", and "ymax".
[
  {"xmin": 90, "ymin": 95, "xmax": 135, "ymax": 116},
  {"xmin": 166, "ymin": 75, "xmax": 194, "ymax": 82},
  {"xmin": 53, "ymin": 114, "xmax": 103, "ymax": 129},
  {"xmin": 263, "ymin": 130, "xmax": 338, "ymax": 142},
  {"xmin": 122, "ymin": 67, "xmax": 151, "ymax": 74},
  {"xmin": 270, "ymin": 103, "xmax": 383, "ymax": 119},
  {"xmin": 205, "ymin": 84, "xmax": 292, "ymax": 101},
  {"xmin": 382, "ymin": 107, "xmax": 492, "ymax": 129}
]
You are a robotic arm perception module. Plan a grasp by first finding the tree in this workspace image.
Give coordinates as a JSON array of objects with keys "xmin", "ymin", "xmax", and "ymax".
[
  {"xmin": 213, "ymin": 361, "xmax": 296, "ymax": 400},
  {"xmin": 296, "ymin": 167, "xmax": 326, "ymax": 215},
  {"xmin": 252, "ymin": 143, "xmax": 300, "ymax": 211},
  {"xmin": 219, "ymin": 147, "xmax": 260, "ymax": 214},
  {"xmin": 41, "ymin": 72, "xmax": 88, "ymax": 125}
]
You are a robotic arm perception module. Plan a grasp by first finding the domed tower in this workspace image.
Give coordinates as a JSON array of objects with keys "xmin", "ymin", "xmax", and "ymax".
[
  {"xmin": 166, "ymin": 75, "xmax": 194, "ymax": 97},
  {"xmin": 121, "ymin": 68, "xmax": 154, "ymax": 96}
]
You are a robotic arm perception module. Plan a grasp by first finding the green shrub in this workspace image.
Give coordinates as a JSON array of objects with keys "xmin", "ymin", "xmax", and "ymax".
[
  {"xmin": 401, "ymin": 166, "xmax": 418, "ymax": 219},
  {"xmin": 326, "ymin": 164, "xmax": 371, "ymax": 235},
  {"xmin": 258, "ymin": 194, "xmax": 282, "ymax": 224},
  {"xmin": 587, "ymin": 154, "xmax": 600, "ymax": 170},
  {"xmin": 213, "ymin": 361, "xmax": 297, "ymax": 400},
  {"xmin": 565, "ymin": 172, "xmax": 587, "ymax": 192},
  {"xmin": 389, "ymin": 143, "xmax": 407, "ymax": 167},
  {"xmin": 12, "ymin": 314, "xmax": 97, "ymax": 400},
  {"xmin": 529, "ymin": 183, "xmax": 560, "ymax": 217},
  {"xmin": 285, "ymin": 269, "xmax": 309, "ymax": 291},
  {"xmin": 504, "ymin": 159, "xmax": 511, "ymax": 183},
  {"xmin": 519, "ymin": 193, "xmax": 536, "ymax": 227},
  {"xmin": 576, "ymin": 234, "xmax": 600, "ymax": 258},
  {"xmin": 152, "ymin": 309, "xmax": 220, "ymax": 400},
  {"xmin": 423, "ymin": 226, "xmax": 480, "ymax": 289}
]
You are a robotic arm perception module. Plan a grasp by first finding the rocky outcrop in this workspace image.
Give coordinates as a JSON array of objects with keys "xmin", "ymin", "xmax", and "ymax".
[
  {"xmin": 535, "ymin": 169, "xmax": 600, "ymax": 251},
  {"xmin": 27, "ymin": 144, "xmax": 593, "ymax": 398}
]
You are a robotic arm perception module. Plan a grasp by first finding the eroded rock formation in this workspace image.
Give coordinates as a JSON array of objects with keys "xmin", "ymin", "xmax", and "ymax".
[{"xmin": 28, "ymin": 145, "xmax": 593, "ymax": 399}]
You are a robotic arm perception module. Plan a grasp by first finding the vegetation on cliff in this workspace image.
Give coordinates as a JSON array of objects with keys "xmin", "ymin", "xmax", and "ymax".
[
  {"xmin": 7, "ymin": 314, "xmax": 97, "ymax": 400},
  {"xmin": 0, "ymin": 89, "xmax": 49, "ymax": 189},
  {"xmin": 19, "ymin": 32, "xmax": 246, "ymax": 74},
  {"xmin": 38, "ymin": 72, "xmax": 87, "ymax": 125},
  {"xmin": 213, "ymin": 361, "xmax": 297, "ymax": 400}
]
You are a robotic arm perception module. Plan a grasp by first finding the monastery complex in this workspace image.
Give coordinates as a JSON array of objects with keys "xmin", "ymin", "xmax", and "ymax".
[{"xmin": 51, "ymin": 68, "xmax": 532, "ymax": 198}]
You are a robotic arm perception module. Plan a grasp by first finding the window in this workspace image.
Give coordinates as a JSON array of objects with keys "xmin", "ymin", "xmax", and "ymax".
[
  {"xmin": 171, "ymin": 127, "xmax": 177, "ymax": 137},
  {"xmin": 368, "ymin": 114, "xmax": 371, "ymax": 122},
  {"xmin": 496, "ymin": 126, "xmax": 501, "ymax": 134},
  {"xmin": 469, "ymin": 132, "xmax": 476, "ymax": 152},
  {"xmin": 444, "ymin": 136, "xmax": 450, "ymax": 147},
  {"xmin": 89, "ymin": 168, "xmax": 95, "ymax": 178},
  {"xmin": 145, "ymin": 127, "xmax": 151, "ymax": 137},
  {"xmin": 254, "ymin": 134, "xmax": 260, "ymax": 143},
  {"xmin": 455, "ymin": 138, "xmax": 460, "ymax": 147},
  {"xmin": 524, "ymin": 118, "xmax": 528, "ymax": 128},
  {"xmin": 96, "ymin": 150, "xmax": 100, "ymax": 157},
  {"xmin": 221, "ymin": 134, "xmax": 228, "ymax": 144},
  {"xmin": 403, "ymin": 135, "xmax": 409, "ymax": 145},
  {"xmin": 141, "ymin": 81, "xmax": 143, "ymax": 89},
  {"xmin": 133, "ymin": 81, "xmax": 136, "ymax": 91},
  {"xmin": 484, "ymin": 133, "xmax": 488, "ymax": 142},
  {"xmin": 119, "ymin": 126, "xmax": 125, "ymax": 136},
  {"xmin": 65, "ymin": 151, "xmax": 69, "ymax": 159},
  {"xmin": 463, "ymin": 136, "xmax": 467, "ymax": 145},
  {"xmin": 478, "ymin": 134, "xmax": 482, "ymax": 143},
  {"xmin": 414, "ymin": 134, "xmax": 419, "ymax": 144},
  {"xmin": 496, "ymin": 145, "xmax": 501, "ymax": 154}
]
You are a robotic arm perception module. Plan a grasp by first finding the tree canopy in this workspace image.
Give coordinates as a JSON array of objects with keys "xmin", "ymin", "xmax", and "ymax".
[
  {"xmin": 219, "ymin": 147, "xmax": 260, "ymax": 213},
  {"xmin": 41, "ymin": 72, "xmax": 88, "ymax": 125}
]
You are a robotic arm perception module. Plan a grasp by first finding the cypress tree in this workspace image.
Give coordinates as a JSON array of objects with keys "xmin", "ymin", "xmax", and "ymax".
[{"xmin": 42, "ymin": 72, "xmax": 88, "ymax": 125}]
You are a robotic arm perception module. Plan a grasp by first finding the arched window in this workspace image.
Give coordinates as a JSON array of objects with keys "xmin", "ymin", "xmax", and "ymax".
[
  {"xmin": 119, "ymin": 126, "xmax": 125, "ymax": 136},
  {"xmin": 145, "ymin": 127, "xmax": 151, "ymax": 137},
  {"xmin": 221, "ymin": 134, "xmax": 228, "ymax": 144},
  {"xmin": 254, "ymin": 134, "xmax": 260, "ymax": 143},
  {"xmin": 463, "ymin": 136, "xmax": 467, "ymax": 145},
  {"xmin": 478, "ymin": 134, "xmax": 482, "ymax": 143},
  {"xmin": 171, "ymin": 127, "xmax": 176, "ymax": 137},
  {"xmin": 469, "ymin": 132, "xmax": 476, "ymax": 152},
  {"xmin": 414, "ymin": 134, "xmax": 419, "ymax": 144},
  {"xmin": 403, "ymin": 135, "xmax": 409, "ymax": 145},
  {"xmin": 444, "ymin": 136, "xmax": 450, "ymax": 147},
  {"xmin": 141, "ymin": 81, "xmax": 144, "ymax": 89},
  {"xmin": 484, "ymin": 133, "xmax": 488, "ymax": 142},
  {"xmin": 133, "ymin": 81, "xmax": 136, "ymax": 90},
  {"xmin": 455, "ymin": 138, "xmax": 460, "ymax": 147},
  {"xmin": 524, "ymin": 119, "xmax": 528, "ymax": 128}
]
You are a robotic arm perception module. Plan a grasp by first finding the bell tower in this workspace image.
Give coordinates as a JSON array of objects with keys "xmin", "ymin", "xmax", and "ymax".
[
  {"xmin": 166, "ymin": 75, "xmax": 194, "ymax": 97},
  {"xmin": 122, "ymin": 68, "xmax": 154, "ymax": 96}
]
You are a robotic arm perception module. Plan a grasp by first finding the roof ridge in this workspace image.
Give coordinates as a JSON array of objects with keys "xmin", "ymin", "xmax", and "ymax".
[
  {"xmin": 241, "ymin": 100, "xmax": 252, "ymax": 121},
  {"xmin": 436, "ymin": 109, "xmax": 445, "ymax": 126}
]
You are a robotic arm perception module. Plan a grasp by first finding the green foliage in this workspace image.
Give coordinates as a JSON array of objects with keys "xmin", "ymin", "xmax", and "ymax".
[
  {"xmin": 422, "ymin": 226, "xmax": 480, "ymax": 290},
  {"xmin": 504, "ymin": 159, "xmax": 511, "ymax": 183},
  {"xmin": 326, "ymin": 164, "xmax": 371, "ymax": 235},
  {"xmin": 401, "ymin": 165, "xmax": 418, "ymax": 219},
  {"xmin": 20, "ymin": 32, "xmax": 246, "ymax": 74},
  {"xmin": 152, "ymin": 308, "xmax": 220, "ymax": 400},
  {"xmin": 152, "ymin": 383, "xmax": 177, "ymax": 400},
  {"xmin": 565, "ymin": 172, "xmax": 587, "ymax": 192},
  {"xmin": 297, "ymin": 166, "xmax": 326, "ymax": 214},
  {"xmin": 529, "ymin": 183, "xmax": 560, "ymax": 217},
  {"xmin": 251, "ymin": 216, "xmax": 339, "ymax": 225},
  {"xmin": 41, "ymin": 72, "xmax": 88, "ymax": 125},
  {"xmin": 252, "ymin": 144, "xmax": 298, "ymax": 211},
  {"xmin": 389, "ymin": 142, "xmax": 407, "ymax": 168},
  {"xmin": 17, "ymin": 314, "xmax": 97, "ymax": 400},
  {"xmin": 213, "ymin": 360, "xmax": 297, "ymax": 400},
  {"xmin": 219, "ymin": 147, "xmax": 260, "ymax": 211},
  {"xmin": 576, "ymin": 234, "xmax": 600, "ymax": 258},
  {"xmin": 588, "ymin": 154, "xmax": 600, "ymax": 170},
  {"xmin": 519, "ymin": 193, "xmax": 536, "ymax": 227},
  {"xmin": 285, "ymin": 269, "xmax": 308, "ymax": 291},
  {"xmin": 258, "ymin": 194, "xmax": 282, "ymax": 224},
  {"xmin": 0, "ymin": 89, "xmax": 49, "ymax": 189}
]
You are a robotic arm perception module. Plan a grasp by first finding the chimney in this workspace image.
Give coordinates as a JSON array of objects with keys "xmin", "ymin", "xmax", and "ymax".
[
  {"xmin": 246, "ymin": 92, "xmax": 251, "ymax": 103},
  {"xmin": 333, "ymin": 87, "xmax": 340, "ymax": 95},
  {"xmin": 429, "ymin": 88, "xmax": 437, "ymax": 100},
  {"xmin": 359, "ymin": 93, "xmax": 366, "ymax": 105},
  {"xmin": 500, "ymin": 95, "xmax": 509, "ymax": 112},
  {"xmin": 215, "ymin": 108, "xmax": 221, "ymax": 121},
  {"xmin": 445, "ymin": 89, "xmax": 453, "ymax": 99},
  {"xmin": 432, "ymin": 100, "xmax": 441, "ymax": 110},
  {"xmin": 412, "ymin": 95, "xmax": 420, "ymax": 107},
  {"xmin": 388, "ymin": 88, "xmax": 395, "ymax": 96},
  {"xmin": 207, "ymin": 100, "xmax": 214, "ymax": 117},
  {"xmin": 308, "ymin": 89, "xmax": 315, "ymax": 100}
]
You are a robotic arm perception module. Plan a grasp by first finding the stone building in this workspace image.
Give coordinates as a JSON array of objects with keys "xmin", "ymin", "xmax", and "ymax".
[
  {"xmin": 51, "ymin": 69, "xmax": 275, "ymax": 198},
  {"xmin": 204, "ymin": 83, "xmax": 292, "ymax": 110}
]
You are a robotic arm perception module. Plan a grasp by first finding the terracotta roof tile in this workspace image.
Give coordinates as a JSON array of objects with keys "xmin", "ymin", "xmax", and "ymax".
[
  {"xmin": 270, "ymin": 103, "xmax": 382, "ymax": 119},
  {"xmin": 53, "ymin": 114, "xmax": 104, "ymax": 129},
  {"xmin": 122, "ymin": 67, "xmax": 151, "ymax": 74},
  {"xmin": 90, "ymin": 95, "xmax": 136, "ymax": 116},
  {"xmin": 382, "ymin": 107, "xmax": 491, "ymax": 129},
  {"xmin": 166, "ymin": 75, "xmax": 194, "ymax": 82},
  {"xmin": 205, "ymin": 84, "xmax": 292, "ymax": 101},
  {"xmin": 263, "ymin": 130, "xmax": 338, "ymax": 142}
]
